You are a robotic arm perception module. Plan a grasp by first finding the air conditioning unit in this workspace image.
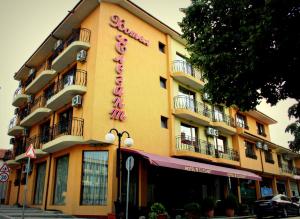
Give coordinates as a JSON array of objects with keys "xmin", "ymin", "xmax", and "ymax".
[
  {"xmin": 76, "ymin": 50, "xmax": 87, "ymax": 63},
  {"xmin": 23, "ymin": 128, "xmax": 29, "ymax": 137},
  {"xmin": 256, "ymin": 141, "xmax": 262, "ymax": 149},
  {"xmin": 206, "ymin": 127, "xmax": 219, "ymax": 137},
  {"xmin": 72, "ymin": 95, "xmax": 82, "ymax": 107},
  {"xmin": 28, "ymin": 68, "xmax": 36, "ymax": 76},
  {"xmin": 202, "ymin": 92, "xmax": 211, "ymax": 102},
  {"xmin": 14, "ymin": 108, "xmax": 19, "ymax": 115},
  {"xmin": 262, "ymin": 143, "xmax": 268, "ymax": 151},
  {"xmin": 54, "ymin": 39, "xmax": 63, "ymax": 50},
  {"xmin": 9, "ymin": 138, "xmax": 15, "ymax": 145}
]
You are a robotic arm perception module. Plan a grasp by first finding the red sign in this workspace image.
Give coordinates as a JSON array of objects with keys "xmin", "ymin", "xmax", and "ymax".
[{"xmin": 25, "ymin": 144, "xmax": 36, "ymax": 159}]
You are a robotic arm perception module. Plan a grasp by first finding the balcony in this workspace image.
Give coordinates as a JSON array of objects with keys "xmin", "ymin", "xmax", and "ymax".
[
  {"xmin": 46, "ymin": 69, "xmax": 87, "ymax": 110},
  {"xmin": 43, "ymin": 117, "xmax": 84, "ymax": 153},
  {"xmin": 211, "ymin": 112, "xmax": 236, "ymax": 135},
  {"xmin": 20, "ymin": 95, "xmax": 52, "ymax": 127},
  {"xmin": 279, "ymin": 163, "xmax": 295, "ymax": 175},
  {"xmin": 7, "ymin": 116, "xmax": 24, "ymax": 136},
  {"xmin": 14, "ymin": 135, "xmax": 47, "ymax": 161},
  {"xmin": 25, "ymin": 61, "xmax": 56, "ymax": 94},
  {"xmin": 175, "ymin": 135, "xmax": 239, "ymax": 162},
  {"xmin": 12, "ymin": 87, "xmax": 28, "ymax": 107},
  {"xmin": 171, "ymin": 60, "xmax": 205, "ymax": 90},
  {"xmin": 51, "ymin": 28, "xmax": 91, "ymax": 72},
  {"xmin": 173, "ymin": 96, "xmax": 211, "ymax": 126}
]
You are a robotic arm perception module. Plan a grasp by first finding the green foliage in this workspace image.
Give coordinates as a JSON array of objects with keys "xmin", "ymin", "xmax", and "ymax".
[
  {"xmin": 184, "ymin": 202, "xmax": 201, "ymax": 214},
  {"xmin": 202, "ymin": 197, "xmax": 215, "ymax": 211},
  {"xmin": 224, "ymin": 194, "xmax": 239, "ymax": 210},
  {"xmin": 148, "ymin": 202, "xmax": 167, "ymax": 219},
  {"xmin": 180, "ymin": 0, "xmax": 300, "ymax": 150}
]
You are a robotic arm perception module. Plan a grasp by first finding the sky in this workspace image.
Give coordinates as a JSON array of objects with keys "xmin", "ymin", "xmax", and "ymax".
[{"xmin": 0, "ymin": 0, "xmax": 296, "ymax": 149}]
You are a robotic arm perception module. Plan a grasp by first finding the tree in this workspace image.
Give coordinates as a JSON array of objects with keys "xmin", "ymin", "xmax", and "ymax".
[
  {"xmin": 180, "ymin": 0, "xmax": 300, "ymax": 150},
  {"xmin": 285, "ymin": 104, "xmax": 300, "ymax": 152}
]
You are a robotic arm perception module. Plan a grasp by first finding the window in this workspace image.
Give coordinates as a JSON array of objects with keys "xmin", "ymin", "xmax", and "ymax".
[
  {"xmin": 277, "ymin": 155, "xmax": 282, "ymax": 168},
  {"xmin": 53, "ymin": 155, "xmax": 69, "ymax": 205},
  {"xmin": 215, "ymin": 135, "xmax": 227, "ymax": 153},
  {"xmin": 81, "ymin": 151, "xmax": 108, "ymax": 205},
  {"xmin": 58, "ymin": 108, "xmax": 73, "ymax": 135},
  {"xmin": 158, "ymin": 42, "xmax": 165, "ymax": 53},
  {"xmin": 62, "ymin": 66, "xmax": 76, "ymax": 89},
  {"xmin": 159, "ymin": 77, "xmax": 167, "ymax": 89},
  {"xmin": 245, "ymin": 141, "xmax": 257, "ymax": 159},
  {"xmin": 160, "ymin": 116, "xmax": 168, "ymax": 129},
  {"xmin": 236, "ymin": 114, "xmax": 248, "ymax": 129},
  {"xmin": 178, "ymin": 86, "xmax": 196, "ymax": 112},
  {"xmin": 34, "ymin": 162, "xmax": 46, "ymax": 205},
  {"xmin": 180, "ymin": 123, "xmax": 198, "ymax": 147},
  {"xmin": 288, "ymin": 160, "xmax": 294, "ymax": 171},
  {"xmin": 264, "ymin": 150, "xmax": 274, "ymax": 163},
  {"xmin": 256, "ymin": 122, "xmax": 266, "ymax": 136},
  {"xmin": 213, "ymin": 105, "xmax": 224, "ymax": 122},
  {"xmin": 40, "ymin": 121, "xmax": 50, "ymax": 144},
  {"xmin": 44, "ymin": 83, "xmax": 55, "ymax": 101}
]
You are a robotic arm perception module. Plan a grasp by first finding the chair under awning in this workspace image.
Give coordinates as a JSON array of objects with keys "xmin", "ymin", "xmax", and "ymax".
[{"xmin": 122, "ymin": 148, "xmax": 261, "ymax": 181}]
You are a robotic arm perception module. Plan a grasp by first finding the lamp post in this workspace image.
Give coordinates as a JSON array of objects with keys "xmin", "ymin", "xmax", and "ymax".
[{"xmin": 105, "ymin": 128, "xmax": 133, "ymax": 219}]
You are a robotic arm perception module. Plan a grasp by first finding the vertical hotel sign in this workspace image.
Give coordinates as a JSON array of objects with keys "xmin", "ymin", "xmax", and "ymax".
[{"xmin": 109, "ymin": 15, "xmax": 149, "ymax": 121}]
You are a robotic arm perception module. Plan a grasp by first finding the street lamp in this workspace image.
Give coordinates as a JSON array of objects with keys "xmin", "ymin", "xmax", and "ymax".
[{"xmin": 105, "ymin": 128, "xmax": 133, "ymax": 219}]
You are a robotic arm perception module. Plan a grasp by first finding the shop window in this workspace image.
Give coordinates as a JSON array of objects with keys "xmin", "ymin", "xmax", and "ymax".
[
  {"xmin": 264, "ymin": 150, "xmax": 274, "ymax": 164},
  {"xmin": 158, "ymin": 42, "xmax": 165, "ymax": 53},
  {"xmin": 236, "ymin": 113, "xmax": 248, "ymax": 129},
  {"xmin": 34, "ymin": 162, "xmax": 46, "ymax": 205},
  {"xmin": 256, "ymin": 122, "xmax": 266, "ymax": 137},
  {"xmin": 80, "ymin": 151, "xmax": 108, "ymax": 205},
  {"xmin": 245, "ymin": 141, "xmax": 257, "ymax": 159},
  {"xmin": 159, "ymin": 77, "xmax": 167, "ymax": 89},
  {"xmin": 160, "ymin": 116, "xmax": 168, "ymax": 129},
  {"xmin": 53, "ymin": 155, "xmax": 69, "ymax": 205}
]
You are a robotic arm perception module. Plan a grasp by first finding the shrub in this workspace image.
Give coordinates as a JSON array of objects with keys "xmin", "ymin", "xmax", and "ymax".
[{"xmin": 148, "ymin": 202, "xmax": 167, "ymax": 219}]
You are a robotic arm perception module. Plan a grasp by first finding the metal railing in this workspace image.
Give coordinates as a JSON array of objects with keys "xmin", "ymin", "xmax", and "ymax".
[
  {"xmin": 13, "ymin": 87, "xmax": 23, "ymax": 98},
  {"xmin": 8, "ymin": 116, "xmax": 18, "ymax": 129},
  {"xmin": 51, "ymin": 117, "xmax": 84, "ymax": 139},
  {"xmin": 52, "ymin": 28, "xmax": 91, "ymax": 60},
  {"xmin": 236, "ymin": 121, "xmax": 249, "ymax": 130},
  {"xmin": 30, "ymin": 95, "xmax": 47, "ymax": 113},
  {"xmin": 45, "ymin": 68, "xmax": 87, "ymax": 100},
  {"xmin": 172, "ymin": 60, "xmax": 204, "ymax": 81},
  {"xmin": 280, "ymin": 163, "xmax": 295, "ymax": 174},
  {"xmin": 212, "ymin": 111, "xmax": 235, "ymax": 127},
  {"xmin": 176, "ymin": 135, "xmax": 239, "ymax": 161},
  {"xmin": 174, "ymin": 96, "xmax": 211, "ymax": 119}
]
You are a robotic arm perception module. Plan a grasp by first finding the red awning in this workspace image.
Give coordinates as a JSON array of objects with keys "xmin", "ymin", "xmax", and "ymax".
[{"xmin": 122, "ymin": 148, "xmax": 262, "ymax": 181}]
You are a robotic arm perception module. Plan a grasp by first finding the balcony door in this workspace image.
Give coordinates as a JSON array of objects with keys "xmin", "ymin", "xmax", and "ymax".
[
  {"xmin": 213, "ymin": 105, "xmax": 224, "ymax": 122},
  {"xmin": 180, "ymin": 123, "xmax": 198, "ymax": 149},
  {"xmin": 179, "ymin": 86, "xmax": 196, "ymax": 112},
  {"xmin": 58, "ymin": 108, "xmax": 73, "ymax": 135},
  {"xmin": 62, "ymin": 66, "xmax": 76, "ymax": 89},
  {"xmin": 40, "ymin": 120, "xmax": 51, "ymax": 144}
]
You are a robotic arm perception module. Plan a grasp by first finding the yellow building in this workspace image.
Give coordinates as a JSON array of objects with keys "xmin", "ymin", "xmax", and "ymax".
[{"xmin": 5, "ymin": 0, "xmax": 300, "ymax": 218}]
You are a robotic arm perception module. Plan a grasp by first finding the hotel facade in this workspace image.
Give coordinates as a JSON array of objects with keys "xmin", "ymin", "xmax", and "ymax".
[{"xmin": 5, "ymin": 0, "xmax": 300, "ymax": 218}]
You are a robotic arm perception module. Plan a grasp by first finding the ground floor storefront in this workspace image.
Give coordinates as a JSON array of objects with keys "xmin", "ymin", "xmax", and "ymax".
[{"xmin": 4, "ymin": 146, "xmax": 300, "ymax": 218}]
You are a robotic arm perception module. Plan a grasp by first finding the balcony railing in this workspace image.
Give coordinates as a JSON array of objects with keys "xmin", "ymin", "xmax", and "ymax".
[
  {"xmin": 8, "ymin": 116, "xmax": 18, "ymax": 130},
  {"xmin": 174, "ymin": 96, "xmax": 211, "ymax": 118},
  {"xmin": 51, "ymin": 117, "xmax": 84, "ymax": 139},
  {"xmin": 212, "ymin": 112, "xmax": 235, "ymax": 127},
  {"xmin": 46, "ymin": 69, "xmax": 87, "ymax": 101},
  {"xmin": 236, "ymin": 121, "xmax": 249, "ymax": 130},
  {"xmin": 52, "ymin": 28, "xmax": 91, "ymax": 61},
  {"xmin": 13, "ymin": 139, "xmax": 26, "ymax": 157},
  {"xmin": 13, "ymin": 87, "xmax": 23, "ymax": 98},
  {"xmin": 280, "ymin": 163, "xmax": 295, "ymax": 174},
  {"xmin": 172, "ymin": 60, "xmax": 204, "ymax": 81},
  {"xmin": 176, "ymin": 135, "xmax": 239, "ymax": 161}
]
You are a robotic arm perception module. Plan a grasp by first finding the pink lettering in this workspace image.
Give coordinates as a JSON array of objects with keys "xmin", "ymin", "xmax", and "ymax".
[
  {"xmin": 113, "ymin": 97, "xmax": 124, "ymax": 108},
  {"xmin": 115, "ymin": 63, "xmax": 124, "ymax": 74},
  {"xmin": 110, "ymin": 108, "xmax": 126, "ymax": 121},
  {"xmin": 113, "ymin": 55, "xmax": 124, "ymax": 64},
  {"xmin": 115, "ymin": 76, "xmax": 123, "ymax": 85},
  {"xmin": 113, "ymin": 86, "xmax": 123, "ymax": 97},
  {"xmin": 110, "ymin": 15, "xmax": 119, "ymax": 27}
]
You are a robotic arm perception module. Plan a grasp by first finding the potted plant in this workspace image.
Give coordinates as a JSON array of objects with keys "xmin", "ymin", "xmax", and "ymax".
[
  {"xmin": 184, "ymin": 202, "xmax": 201, "ymax": 219},
  {"xmin": 202, "ymin": 197, "xmax": 215, "ymax": 218},
  {"xmin": 148, "ymin": 202, "xmax": 168, "ymax": 219},
  {"xmin": 224, "ymin": 194, "xmax": 239, "ymax": 217}
]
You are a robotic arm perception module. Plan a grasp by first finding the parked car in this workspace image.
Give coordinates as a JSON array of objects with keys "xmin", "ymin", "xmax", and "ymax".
[{"xmin": 254, "ymin": 194, "xmax": 300, "ymax": 218}]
